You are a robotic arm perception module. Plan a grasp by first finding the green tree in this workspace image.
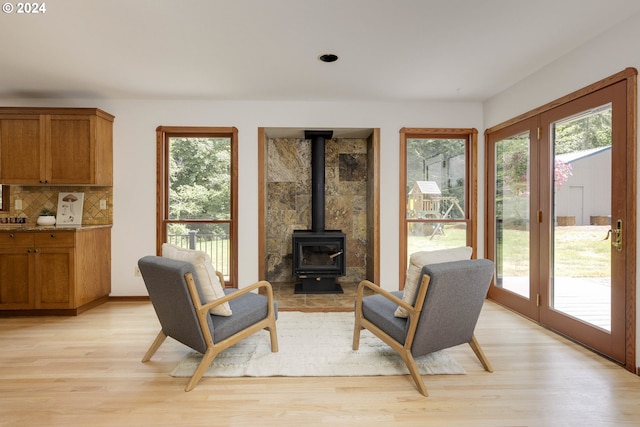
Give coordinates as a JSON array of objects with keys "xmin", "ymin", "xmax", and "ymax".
[
  {"xmin": 554, "ymin": 108, "xmax": 611, "ymax": 154},
  {"xmin": 496, "ymin": 106, "xmax": 611, "ymax": 205},
  {"xmin": 168, "ymin": 137, "xmax": 231, "ymax": 234},
  {"xmin": 495, "ymin": 133, "xmax": 529, "ymax": 226}
]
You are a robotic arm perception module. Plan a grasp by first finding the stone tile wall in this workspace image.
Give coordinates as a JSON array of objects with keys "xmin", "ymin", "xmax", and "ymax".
[{"xmin": 266, "ymin": 137, "xmax": 369, "ymax": 283}]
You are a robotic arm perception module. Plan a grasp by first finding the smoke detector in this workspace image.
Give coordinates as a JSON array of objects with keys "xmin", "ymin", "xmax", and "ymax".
[{"xmin": 318, "ymin": 53, "xmax": 339, "ymax": 63}]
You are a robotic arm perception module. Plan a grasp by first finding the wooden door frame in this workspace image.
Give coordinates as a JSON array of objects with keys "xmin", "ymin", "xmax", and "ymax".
[
  {"xmin": 537, "ymin": 81, "xmax": 628, "ymax": 362},
  {"xmin": 484, "ymin": 68, "xmax": 637, "ymax": 372}
]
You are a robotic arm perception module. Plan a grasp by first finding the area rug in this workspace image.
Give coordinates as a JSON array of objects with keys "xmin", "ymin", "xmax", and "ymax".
[{"xmin": 170, "ymin": 311, "xmax": 465, "ymax": 378}]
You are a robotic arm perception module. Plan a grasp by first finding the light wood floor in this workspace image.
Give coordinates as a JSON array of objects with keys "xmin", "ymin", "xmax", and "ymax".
[{"xmin": 1, "ymin": 300, "xmax": 639, "ymax": 427}]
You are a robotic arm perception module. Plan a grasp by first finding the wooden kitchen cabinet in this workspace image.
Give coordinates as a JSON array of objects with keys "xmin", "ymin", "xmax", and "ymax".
[
  {"xmin": 0, "ymin": 107, "xmax": 114, "ymax": 185},
  {"xmin": 0, "ymin": 236, "xmax": 32, "ymax": 309},
  {"xmin": 0, "ymin": 227, "xmax": 111, "ymax": 315}
]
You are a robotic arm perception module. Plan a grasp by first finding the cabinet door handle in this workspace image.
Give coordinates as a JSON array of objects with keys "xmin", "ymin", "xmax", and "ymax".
[
  {"xmin": 34, "ymin": 249, "xmax": 39, "ymax": 253},
  {"xmin": 50, "ymin": 234, "xmax": 55, "ymax": 238},
  {"xmin": 27, "ymin": 249, "xmax": 32, "ymax": 253},
  {"xmin": 9, "ymin": 233, "xmax": 14, "ymax": 238}
]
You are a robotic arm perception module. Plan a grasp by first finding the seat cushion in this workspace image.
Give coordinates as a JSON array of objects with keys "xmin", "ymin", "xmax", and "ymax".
[
  {"xmin": 395, "ymin": 246, "xmax": 473, "ymax": 318},
  {"xmin": 211, "ymin": 289, "xmax": 278, "ymax": 343},
  {"xmin": 162, "ymin": 243, "xmax": 232, "ymax": 316},
  {"xmin": 362, "ymin": 291, "xmax": 407, "ymax": 344}
]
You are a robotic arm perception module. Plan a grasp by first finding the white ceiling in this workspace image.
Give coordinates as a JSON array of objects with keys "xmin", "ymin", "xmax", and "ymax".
[{"xmin": 2, "ymin": 0, "xmax": 640, "ymax": 102}]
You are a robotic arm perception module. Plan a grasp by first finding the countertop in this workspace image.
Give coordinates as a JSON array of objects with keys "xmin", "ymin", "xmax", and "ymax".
[{"xmin": 0, "ymin": 224, "xmax": 112, "ymax": 232}]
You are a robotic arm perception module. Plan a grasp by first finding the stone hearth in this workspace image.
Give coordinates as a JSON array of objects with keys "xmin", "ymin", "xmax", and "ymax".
[{"xmin": 271, "ymin": 282, "xmax": 374, "ymax": 311}]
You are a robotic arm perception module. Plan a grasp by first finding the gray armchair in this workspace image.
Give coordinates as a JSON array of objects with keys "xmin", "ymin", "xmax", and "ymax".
[
  {"xmin": 137, "ymin": 256, "xmax": 278, "ymax": 391},
  {"xmin": 353, "ymin": 259, "xmax": 495, "ymax": 396}
]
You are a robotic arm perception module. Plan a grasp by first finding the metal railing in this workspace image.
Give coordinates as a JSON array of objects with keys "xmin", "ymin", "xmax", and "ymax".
[{"xmin": 167, "ymin": 230, "xmax": 230, "ymax": 277}]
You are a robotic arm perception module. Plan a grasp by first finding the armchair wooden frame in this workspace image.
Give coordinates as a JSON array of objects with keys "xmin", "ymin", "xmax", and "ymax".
[
  {"xmin": 142, "ymin": 270, "xmax": 279, "ymax": 391},
  {"xmin": 353, "ymin": 275, "xmax": 492, "ymax": 396}
]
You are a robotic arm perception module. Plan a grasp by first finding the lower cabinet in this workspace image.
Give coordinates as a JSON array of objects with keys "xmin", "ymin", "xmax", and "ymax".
[
  {"xmin": 0, "ymin": 243, "xmax": 32, "ymax": 309},
  {"xmin": 0, "ymin": 227, "xmax": 111, "ymax": 314}
]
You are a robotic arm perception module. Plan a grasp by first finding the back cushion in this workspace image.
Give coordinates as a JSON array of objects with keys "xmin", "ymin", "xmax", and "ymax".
[{"xmin": 162, "ymin": 243, "xmax": 232, "ymax": 316}]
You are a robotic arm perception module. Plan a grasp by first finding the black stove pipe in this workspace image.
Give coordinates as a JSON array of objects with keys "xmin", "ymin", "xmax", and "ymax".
[{"xmin": 305, "ymin": 130, "xmax": 333, "ymax": 233}]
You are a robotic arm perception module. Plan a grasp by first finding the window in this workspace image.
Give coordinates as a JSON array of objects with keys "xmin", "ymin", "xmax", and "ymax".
[
  {"xmin": 156, "ymin": 126, "xmax": 238, "ymax": 287},
  {"xmin": 399, "ymin": 128, "xmax": 478, "ymax": 287},
  {"xmin": 0, "ymin": 185, "xmax": 7, "ymax": 211}
]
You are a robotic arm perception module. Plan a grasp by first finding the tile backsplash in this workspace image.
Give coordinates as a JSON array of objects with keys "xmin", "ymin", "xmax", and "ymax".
[{"xmin": 3, "ymin": 186, "xmax": 112, "ymax": 225}]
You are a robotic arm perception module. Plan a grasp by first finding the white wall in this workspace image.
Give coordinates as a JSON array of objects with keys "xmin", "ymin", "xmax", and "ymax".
[
  {"xmin": 483, "ymin": 11, "xmax": 640, "ymax": 370},
  {"xmin": 115, "ymin": 100, "xmax": 486, "ymax": 295}
]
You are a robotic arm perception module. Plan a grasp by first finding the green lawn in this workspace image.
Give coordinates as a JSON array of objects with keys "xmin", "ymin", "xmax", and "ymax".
[{"xmin": 408, "ymin": 225, "xmax": 611, "ymax": 277}]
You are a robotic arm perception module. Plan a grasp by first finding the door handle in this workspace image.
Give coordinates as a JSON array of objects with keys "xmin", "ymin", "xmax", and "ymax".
[{"xmin": 604, "ymin": 219, "xmax": 623, "ymax": 251}]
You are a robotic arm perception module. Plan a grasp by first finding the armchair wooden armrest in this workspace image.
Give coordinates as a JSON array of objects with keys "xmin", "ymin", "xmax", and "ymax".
[
  {"xmin": 354, "ymin": 275, "xmax": 431, "ymax": 356},
  {"xmin": 199, "ymin": 280, "xmax": 275, "ymax": 315},
  {"xmin": 356, "ymin": 279, "xmax": 415, "ymax": 314}
]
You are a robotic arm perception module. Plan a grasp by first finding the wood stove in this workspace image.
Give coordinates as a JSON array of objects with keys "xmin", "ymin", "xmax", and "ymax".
[
  {"xmin": 292, "ymin": 130, "xmax": 346, "ymax": 294},
  {"xmin": 292, "ymin": 230, "xmax": 346, "ymax": 293}
]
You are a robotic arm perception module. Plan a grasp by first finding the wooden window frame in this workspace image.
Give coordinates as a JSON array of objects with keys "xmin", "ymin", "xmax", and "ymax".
[
  {"xmin": 399, "ymin": 128, "xmax": 478, "ymax": 288},
  {"xmin": 155, "ymin": 126, "xmax": 238, "ymax": 288},
  {"xmin": 0, "ymin": 185, "xmax": 8, "ymax": 212}
]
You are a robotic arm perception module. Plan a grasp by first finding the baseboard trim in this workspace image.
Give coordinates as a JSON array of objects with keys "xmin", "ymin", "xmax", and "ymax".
[
  {"xmin": 108, "ymin": 296, "xmax": 151, "ymax": 302},
  {"xmin": 0, "ymin": 295, "xmax": 109, "ymax": 317}
]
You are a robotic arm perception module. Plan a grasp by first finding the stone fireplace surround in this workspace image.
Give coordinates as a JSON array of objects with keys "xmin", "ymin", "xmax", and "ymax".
[{"xmin": 259, "ymin": 128, "xmax": 379, "ymax": 286}]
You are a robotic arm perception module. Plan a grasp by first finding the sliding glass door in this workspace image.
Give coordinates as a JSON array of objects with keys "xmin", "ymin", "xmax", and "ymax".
[
  {"xmin": 549, "ymin": 106, "xmax": 613, "ymax": 331},
  {"xmin": 487, "ymin": 74, "xmax": 635, "ymax": 365},
  {"xmin": 538, "ymin": 83, "xmax": 627, "ymax": 362},
  {"xmin": 488, "ymin": 118, "xmax": 540, "ymax": 320}
]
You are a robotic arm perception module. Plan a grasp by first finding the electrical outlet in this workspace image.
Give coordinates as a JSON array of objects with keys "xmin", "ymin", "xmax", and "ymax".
[
  {"xmin": 100, "ymin": 199, "xmax": 107, "ymax": 210},
  {"xmin": 15, "ymin": 199, "xmax": 22, "ymax": 210},
  {"xmin": 134, "ymin": 265, "xmax": 141, "ymax": 277}
]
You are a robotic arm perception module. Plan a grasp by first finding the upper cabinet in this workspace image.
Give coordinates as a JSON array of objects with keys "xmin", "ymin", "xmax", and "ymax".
[{"xmin": 0, "ymin": 108, "xmax": 114, "ymax": 185}]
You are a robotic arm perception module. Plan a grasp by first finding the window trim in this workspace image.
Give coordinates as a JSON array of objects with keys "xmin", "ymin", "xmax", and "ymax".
[
  {"xmin": 399, "ymin": 128, "xmax": 478, "ymax": 289},
  {"xmin": 0, "ymin": 185, "xmax": 8, "ymax": 212},
  {"xmin": 155, "ymin": 126, "xmax": 238, "ymax": 288}
]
